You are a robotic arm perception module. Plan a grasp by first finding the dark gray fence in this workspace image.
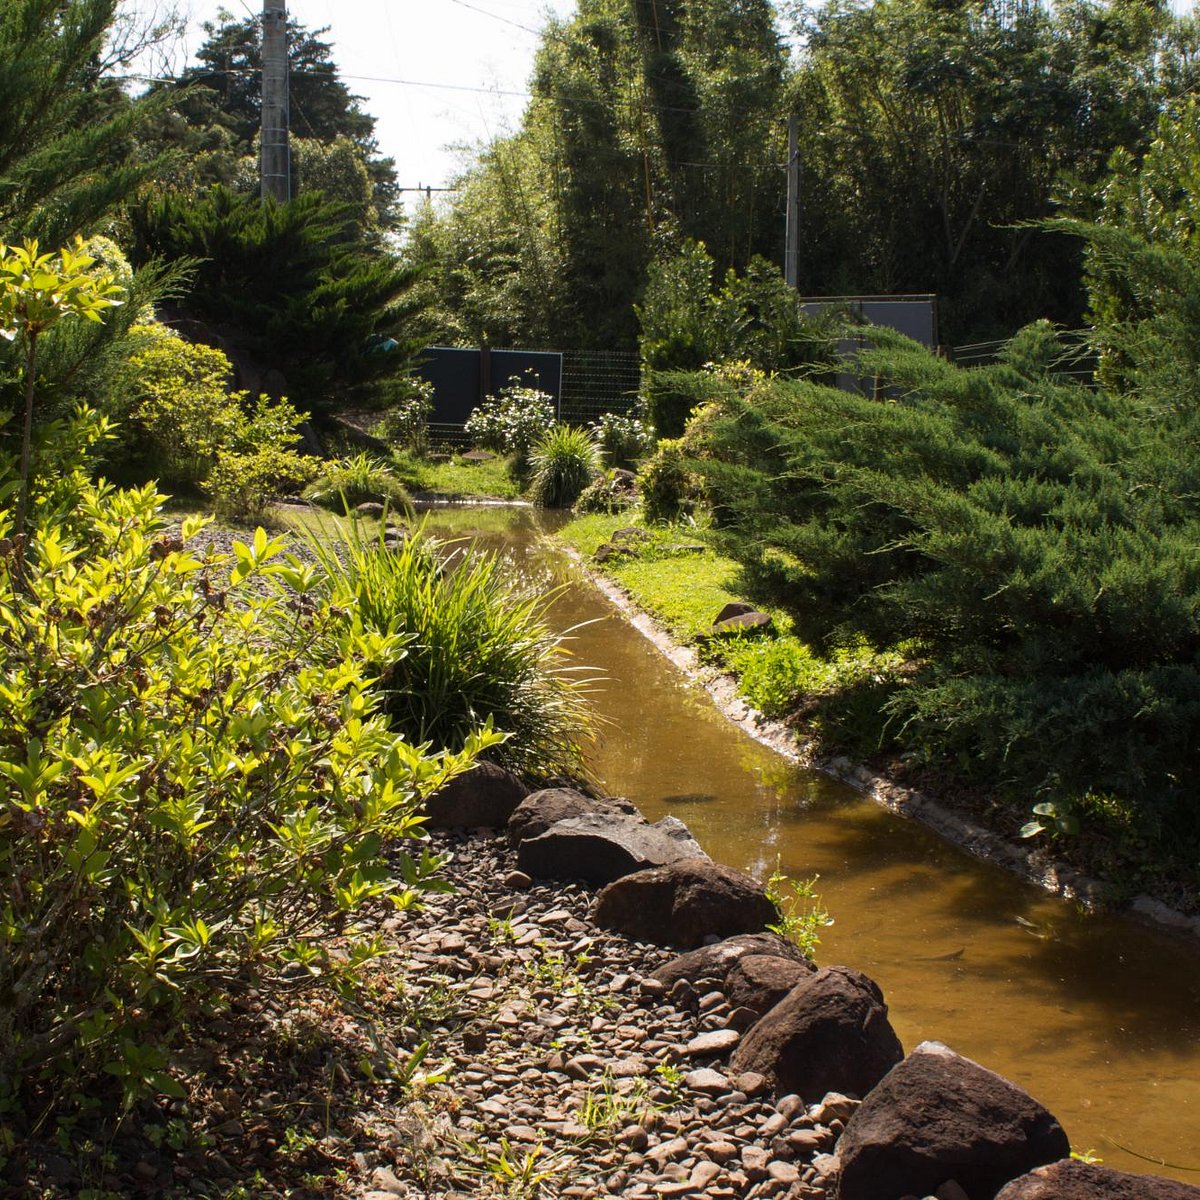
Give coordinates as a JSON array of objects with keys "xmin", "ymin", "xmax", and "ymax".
[{"xmin": 418, "ymin": 345, "xmax": 641, "ymax": 443}]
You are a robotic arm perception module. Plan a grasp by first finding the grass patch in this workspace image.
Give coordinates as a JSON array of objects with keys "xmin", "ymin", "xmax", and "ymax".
[
  {"xmin": 609, "ymin": 556, "xmax": 745, "ymax": 641},
  {"xmin": 560, "ymin": 513, "xmax": 739, "ymax": 637},
  {"xmin": 391, "ymin": 450, "xmax": 523, "ymax": 500},
  {"xmin": 559, "ymin": 512, "xmax": 780, "ymax": 641},
  {"xmin": 557, "ymin": 511, "xmax": 905, "ymax": 758},
  {"xmin": 557, "ymin": 511, "xmax": 631, "ymax": 557}
]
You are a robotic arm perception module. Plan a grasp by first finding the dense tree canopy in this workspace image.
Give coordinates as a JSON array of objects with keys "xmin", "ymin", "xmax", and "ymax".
[
  {"xmin": 0, "ymin": 0, "xmax": 163, "ymax": 243},
  {"xmin": 787, "ymin": 0, "xmax": 1172, "ymax": 343},
  {"xmin": 413, "ymin": 0, "xmax": 787, "ymax": 350},
  {"xmin": 147, "ymin": 14, "xmax": 400, "ymax": 228},
  {"xmin": 412, "ymin": 0, "xmax": 1200, "ymax": 351}
]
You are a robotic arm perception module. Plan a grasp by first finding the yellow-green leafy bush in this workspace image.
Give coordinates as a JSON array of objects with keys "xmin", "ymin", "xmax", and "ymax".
[
  {"xmin": 127, "ymin": 326, "xmax": 314, "ymax": 515},
  {"xmin": 0, "ymin": 480, "xmax": 489, "ymax": 1106}
]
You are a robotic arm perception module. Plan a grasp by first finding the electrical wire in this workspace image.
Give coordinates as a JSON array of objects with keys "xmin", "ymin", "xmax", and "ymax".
[{"xmin": 445, "ymin": 0, "xmax": 544, "ymax": 38}]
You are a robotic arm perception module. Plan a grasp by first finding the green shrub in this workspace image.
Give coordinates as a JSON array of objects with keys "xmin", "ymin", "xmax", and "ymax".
[
  {"xmin": 127, "ymin": 326, "xmax": 244, "ymax": 486},
  {"xmin": 207, "ymin": 445, "xmax": 318, "ymax": 522},
  {"xmin": 308, "ymin": 523, "xmax": 595, "ymax": 778},
  {"xmin": 527, "ymin": 425, "xmax": 600, "ymax": 509},
  {"xmin": 130, "ymin": 187, "xmax": 430, "ymax": 412},
  {"xmin": 637, "ymin": 241, "xmax": 838, "ymax": 435},
  {"xmin": 574, "ymin": 469, "xmax": 639, "ymax": 514},
  {"xmin": 464, "ymin": 380, "xmax": 557, "ymax": 462},
  {"xmin": 672, "ymin": 312, "xmax": 1200, "ymax": 863},
  {"xmin": 0, "ymin": 480, "xmax": 486, "ymax": 1106},
  {"xmin": 374, "ymin": 377, "xmax": 435, "ymax": 452},
  {"xmin": 303, "ymin": 452, "xmax": 414, "ymax": 515},
  {"xmin": 125, "ymin": 325, "xmax": 315, "ymax": 516},
  {"xmin": 592, "ymin": 409, "xmax": 654, "ymax": 468},
  {"xmin": 723, "ymin": 637, "xmax": 823, "ymax": 718},
  {"xmin": 638, "ymin": 438, "xmax": 705, "ymax": 522},
  {"xmin": 724, "ymin": 635, "xmax": 904, "ymax": 754}
]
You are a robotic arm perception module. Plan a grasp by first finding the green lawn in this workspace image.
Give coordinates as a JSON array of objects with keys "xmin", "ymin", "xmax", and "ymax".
[
  {"xmin": 558, "ymin": 512, "xmax": 785, "ymax": 641},
  {"xmin": 390, "ymin": 451, "xmax": 523, "ymax": 500}
]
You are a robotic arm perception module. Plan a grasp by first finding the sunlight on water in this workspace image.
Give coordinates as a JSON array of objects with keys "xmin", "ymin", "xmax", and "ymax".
[{"xmin": 418, "ymin": 504, "xmax": 1200, "ymax": 1182}]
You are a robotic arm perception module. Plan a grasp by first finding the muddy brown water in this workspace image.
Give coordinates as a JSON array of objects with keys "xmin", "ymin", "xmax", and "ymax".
[{"xmin": 419, "ymin": 504, "xmax": 1200, "ymax": 1181}]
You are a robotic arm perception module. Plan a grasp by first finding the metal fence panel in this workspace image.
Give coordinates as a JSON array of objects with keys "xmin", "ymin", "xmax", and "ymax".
[{"xmin": 418, "ymin": 345, "xmax": 641, "ymax": 434}]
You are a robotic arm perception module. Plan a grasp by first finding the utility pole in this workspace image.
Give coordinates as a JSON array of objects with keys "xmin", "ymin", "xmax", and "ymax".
[
  {"xmin": 785, "ymin": 116, "xmax": 800, "ymax": 289},
  {"xmin": 261, "ymin": 1, "xmax": 289, "ymax": 202}
]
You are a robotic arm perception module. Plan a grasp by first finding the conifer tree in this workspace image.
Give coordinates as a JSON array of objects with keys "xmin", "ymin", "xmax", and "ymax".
[{"xmin": 0, "ymin": 0, "xmax": 164, "ymax": 243}]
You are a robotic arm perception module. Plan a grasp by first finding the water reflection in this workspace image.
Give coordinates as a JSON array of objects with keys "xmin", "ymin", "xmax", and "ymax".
[{"xmin": 417, "ymin": 505, "xmax": 1200, "ymax": 1181}]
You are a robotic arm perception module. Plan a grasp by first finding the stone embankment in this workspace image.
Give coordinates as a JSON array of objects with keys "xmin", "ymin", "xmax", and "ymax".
[{"xmin": 363, "ymin": 765, "xmax": 1199, "ymax": 1200}]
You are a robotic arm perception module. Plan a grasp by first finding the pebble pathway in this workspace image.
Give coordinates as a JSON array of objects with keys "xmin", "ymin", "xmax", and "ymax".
[{"xmin": 357, "ymin": 830, "xmax": 850, "ymax": 1199}]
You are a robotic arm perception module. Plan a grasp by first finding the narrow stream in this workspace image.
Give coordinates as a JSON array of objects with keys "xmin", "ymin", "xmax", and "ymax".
[{"xmin": 421, "ymin": 504, "xmax": 1200, "ymax": 1182}]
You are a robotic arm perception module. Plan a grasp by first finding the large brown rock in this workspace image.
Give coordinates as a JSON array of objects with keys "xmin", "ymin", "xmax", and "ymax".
[
  {"xmin": 594, "ymin": 858, "xmax": 778, "ymax": 948},
  {"xmin": 836, "ymin": 1041, "xmax": 1070, "ymax": 1200},
  {"xmin": 731, "ymin": 965, "xmax": 903, "ymax": 1101},
  {"xmin": 651, "ymin": 932, "xmax": 811, "ymax": 988},
  {"xmin": 997, "ymin": 1160, "xmax": 1200, "ymax": 1199},
  {"xmin": 725, "ymin": 954, "xmax": 817, "ymax": 1018},
  {"xmin": 507, "ymin": 788, "xmax": 641, "ymax": 847},
  {"xmin": 516, "ymin": 813, "xmax": 707, "ymax": 886},
  {"xmin": 698, "ymin": 610, "xmax": 776, "ymax": 642},
  {"xmin": 424, "ymin": 761, "xmax": 529, "ymax": 829}
]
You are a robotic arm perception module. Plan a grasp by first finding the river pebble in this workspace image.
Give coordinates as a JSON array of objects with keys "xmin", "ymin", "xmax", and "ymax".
[{"xmin": 352, "ymin": 828, "xmax": 834, "ymax": 1199}]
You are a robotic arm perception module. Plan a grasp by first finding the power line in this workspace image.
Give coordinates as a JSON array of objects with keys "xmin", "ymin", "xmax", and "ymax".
[
  {"xmin": 445, "ymin": 0, "xmax": 544, "ymax": 38},
  {"xmin": 120, "ymin": 67, "xmax": 709, "ymax": 118}
]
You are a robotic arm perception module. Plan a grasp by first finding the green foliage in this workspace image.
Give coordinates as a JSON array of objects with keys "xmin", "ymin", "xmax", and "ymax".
[
  {"xmin": 668, "ymin": 308, "xmax": 1200, "ymax": 869},
  {"xmin": 638, "ymin": 438, "xmax": 704, "ymax": 522},
  {"xmin": 591, "ymin": 409, "xmax": 654, "ymax": 468},
  {"xmin": 150, "ymin": 14, "xmax": 399, "ymax": 227},
  {"xmin": 0, "ymin": 1, "xmax": 165, "ymax": 243},
  {"xmin": 0, "ymin": 481, "xmax": 486, "ymax": 1105},
  {"xmin": 638, "ymin": 243, "xmax": 836, "ymax": 435},
  {"xmin": 0, "ymin": 238, "xmax": 124, "ymax": 538},
  {"xmin": 464, "ymin": 382, "xmax": 557, "ymax": 462},
  {"xmin": 206, "ymin": 446, "xmax": 318, "ymax": 524},
  {"xmin": 302, "ymin": 453, "xmax": 414, "ymax": 516},
  {"xmin": 125, "ymin": 327, "xmax": 237, "ymax": 485},
  {"xmin": 402, "ymin": 142, "xmax": 565, "ymax": 348},
  {"xmin": 723, "ymin": 634, "xmax": 904, "ymax": 755},
  {"xmin": 786, "ymin": 0, "xmax": 1173, "ymax": 343},
  {"xmin": 527, "ymin": 426, "xmax": 600, "ymax": 509},
  {"xmin": 373, "ymin": 379, "xmax": 435, "ymax": 452},
  {"xmin": 765, "ymin": 871, "xmax": 831, "ymax": 960},
  {"xmin": 1081, "ymin": 99, "xmax": 1200, "ymax": 391},
  {"xmin": 129, "ymin": 187, "xmax": 428, "ymax": 412},
  {"xmin": 409, "ymin": 0, "xmax": 787, "ymax": 350},
  {"xmin": 1020, "ymin": 800, "xmax": 1081, "ymax": 840},
  {"xmin": 307, "ymin": 522, "xmax": 595, "ymax": 778},
  {"xmin": 574, "ymin": 469, "xmax": 639, "ymax": 515},
  {"xmin": 116, "ymin": 324, "xmax": 315, "ymax": 517},
  {"xmin": 723, "ymin": 637, "xmax": 824, "ymax": 719}
]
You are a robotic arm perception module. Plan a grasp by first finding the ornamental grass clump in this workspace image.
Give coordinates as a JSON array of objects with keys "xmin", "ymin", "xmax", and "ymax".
[
  {"xmin": 527, "ymin": 425, "xmax": 600, "ymax": 509},
  {"xmin": 310, "ymin": 522, "xmax": 595, "ymax": 778},
  {"xmin": 303, "ymin": 451, "xmax": 414, "ymax": 515},
  {"xmin": 0, "ymin": 478, "xmax": 486, "ymax": 1108}
]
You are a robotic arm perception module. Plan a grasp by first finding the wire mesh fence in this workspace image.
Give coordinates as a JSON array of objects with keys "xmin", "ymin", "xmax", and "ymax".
[{"xmin": 558, "ymin": 349, "xmax": 642, "ymax": 426}]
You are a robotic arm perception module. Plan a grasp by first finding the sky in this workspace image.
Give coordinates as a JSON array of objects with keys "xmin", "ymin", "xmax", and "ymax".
[{"xmin": 164, "ymin": 0, "xmax": 578, "ymax": 200}]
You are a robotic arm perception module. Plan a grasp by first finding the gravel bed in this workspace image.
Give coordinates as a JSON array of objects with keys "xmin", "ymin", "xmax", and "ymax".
[{"xmin": 359, "ymin": 830, "xmax": 841, "ymax": 1199}]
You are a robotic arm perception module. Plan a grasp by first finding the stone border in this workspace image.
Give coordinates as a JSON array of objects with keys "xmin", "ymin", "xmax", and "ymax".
[{"xmin": 561, "ymin": 547, "xmax": 1200, "ymax": 942}]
